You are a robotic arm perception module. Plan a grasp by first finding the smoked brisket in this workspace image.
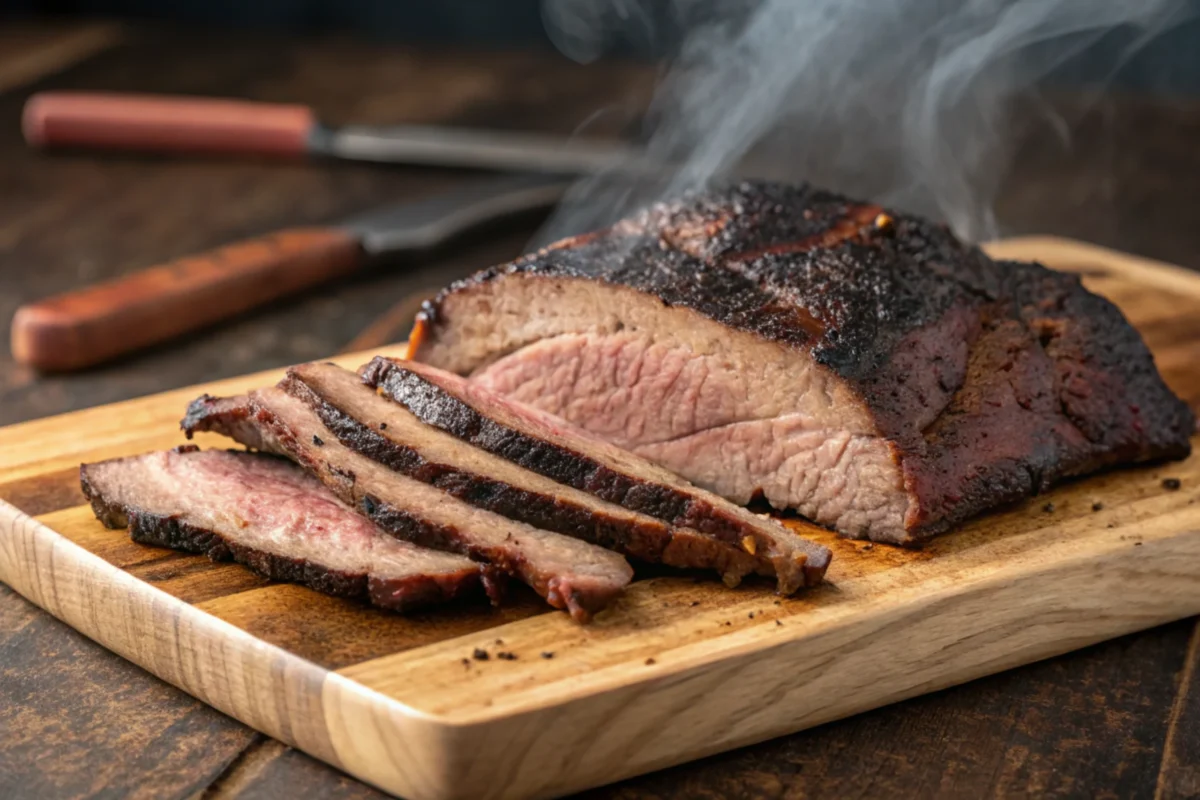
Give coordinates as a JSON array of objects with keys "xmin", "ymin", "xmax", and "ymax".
[{"xmin": 407, "ymin": 180, "xmax": 1195, "ymax": 544}]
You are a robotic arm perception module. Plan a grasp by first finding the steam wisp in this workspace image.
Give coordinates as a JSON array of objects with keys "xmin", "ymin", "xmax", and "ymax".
[{"xmin": 540, "ymin": 0, "xmax": 1193, "ymax": 243}]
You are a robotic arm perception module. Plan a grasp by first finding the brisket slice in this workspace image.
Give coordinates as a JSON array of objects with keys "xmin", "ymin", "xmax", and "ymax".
[
  {"xmin": 360, "ymin": 357, "xmax": 831, "ymax": 587},
  {"xmin": 281, "ymin": 362, "xmax": 788, "ymax": 591},
  {"xmin": 407, "ymin": 180, "xmax": 1195, "ymax": 544},
  {"xmin": 80, "ymin": 447, "xmax": 487, "ymax": 611},
  {"xmin": 182, "ymin": 388, "xmax": 633, "ymax": 621}
]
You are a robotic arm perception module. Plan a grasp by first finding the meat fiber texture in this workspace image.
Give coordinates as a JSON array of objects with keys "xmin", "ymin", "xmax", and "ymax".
[
  {"xmin": 408, "ymin": 180, "xmax": 1195, "ymax": 544},
  {"xmin": 182, "ymin": 387, "xmax": 634, "ymax": 622},
  {"xmin": 81, "ymin": 447, "xmax": 487, "ymax": 611},
  {"xmin": 359, "ymin": 356, "xmax": 830, "ymax": 590},
  {"xmin": 282, "ymin": 361, "xmax": 818, "ymax": 592}
]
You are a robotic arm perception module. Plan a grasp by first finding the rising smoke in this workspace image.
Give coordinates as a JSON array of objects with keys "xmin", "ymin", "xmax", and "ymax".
[{"xmin": 539, "ymin": 0, "xmax": 1193, "ymax": 243}]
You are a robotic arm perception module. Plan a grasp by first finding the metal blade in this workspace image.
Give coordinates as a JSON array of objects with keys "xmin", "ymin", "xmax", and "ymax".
[
  {"xmin": 320, "ymin": 124, "xmax": 653, "ymax": 175},
  {"xmin": 341, "ymin": 173, "xmax": 573, "ymax": 258}
]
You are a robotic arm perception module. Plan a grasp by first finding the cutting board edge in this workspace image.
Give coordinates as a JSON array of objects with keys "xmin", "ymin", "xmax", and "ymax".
[
  {"xmin": 0, "ymin": 497, "xmax": 455, "ymax": 800},
  {"xmin": 4, "ymin": 492, "xmax": 1199, "ymax": 800}
]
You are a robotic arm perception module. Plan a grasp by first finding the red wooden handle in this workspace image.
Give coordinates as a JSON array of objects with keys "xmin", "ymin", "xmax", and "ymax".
[
  {"xmin": 22, "ymin": 91, "xmax": 316, "ymax": 158},
  {"xmin": 11, "ymin": 228, "xmax": 364, "ymax": 372}
]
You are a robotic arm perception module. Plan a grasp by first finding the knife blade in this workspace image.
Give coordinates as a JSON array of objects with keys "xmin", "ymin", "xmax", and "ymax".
[
  {"xmin": 11, "ymin": 174, "xmax": 571, "ymax": 372},
  {"xmin": 22, "ymin": 91, "xmax": 649, "ymax": 174}
]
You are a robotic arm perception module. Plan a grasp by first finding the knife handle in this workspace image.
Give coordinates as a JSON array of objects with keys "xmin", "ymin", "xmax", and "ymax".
[
  {"xmin": 23, "ymin": 92, "xmax": 316, "ymax": 158},
  {"xmin": 11, "ymin": 229, "xmax": 363, "ymax": 372}
]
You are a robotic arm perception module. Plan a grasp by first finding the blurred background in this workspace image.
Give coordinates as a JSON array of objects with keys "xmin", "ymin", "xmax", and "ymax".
[{"xmin": 2, "ymin": 0, "xmax": 1200, "ymax": 426}]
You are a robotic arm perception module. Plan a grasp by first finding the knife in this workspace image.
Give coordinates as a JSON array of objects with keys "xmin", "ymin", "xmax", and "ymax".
[
  {"xmin": 11, "ymin": 173, "xmax": 571, "ymax": 372},
  {"xmin": 23, "ymin": 91, "xmax": 650, "ymax": 174}
]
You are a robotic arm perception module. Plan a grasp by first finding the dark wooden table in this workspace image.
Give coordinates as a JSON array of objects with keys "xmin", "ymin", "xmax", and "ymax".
[{"xmin": 1, "ymin": 20, "xmax": 1198, "ymax": 800}]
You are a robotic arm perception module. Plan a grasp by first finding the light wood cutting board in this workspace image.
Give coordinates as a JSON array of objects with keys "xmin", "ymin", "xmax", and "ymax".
[{"xmin": 1, "ymin": 236, "xmax": 1198, "ymax": 800}]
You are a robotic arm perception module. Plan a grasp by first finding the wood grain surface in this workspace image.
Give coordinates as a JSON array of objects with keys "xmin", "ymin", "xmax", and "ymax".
[
  {"xmin": 3, "ymin": 22, "xmax": 1200, "ymax": 800},
  {"xmin": 0, "ymin": 239, "xmax": 1198, "ymax": 798}
]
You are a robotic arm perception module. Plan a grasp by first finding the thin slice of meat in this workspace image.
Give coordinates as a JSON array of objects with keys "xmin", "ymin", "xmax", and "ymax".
[
  {"xmin": 281, "ymin": 361, "xmax": 778, "ymax": 590},
  {"xmin": 81, "ymin": 446, "xmax": 488, "ymax": 611},
  {"xmin": 361, "ymin": 357, "xmax": 831, "ymax": 590},
  {"xmin": 182, "ymin": 388, "xmax": 634, "ymax": 621}
]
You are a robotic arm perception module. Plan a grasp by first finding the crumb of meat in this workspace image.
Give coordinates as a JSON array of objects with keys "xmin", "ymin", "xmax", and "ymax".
[
  {"xmin": 496, "ymin": 651, "xmax": 517, "ymax": 661},
  {"xmin": 472, "ymin": 648, "xmax": 489, "ymax": 661}
]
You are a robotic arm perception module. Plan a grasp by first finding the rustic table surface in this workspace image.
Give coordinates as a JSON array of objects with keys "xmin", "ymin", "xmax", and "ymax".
[{"xmin": 1, "ymin": 20, "xmax": 1198, "ymax": 800}]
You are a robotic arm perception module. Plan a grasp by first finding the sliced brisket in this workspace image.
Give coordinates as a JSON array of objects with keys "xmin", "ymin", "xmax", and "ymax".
[
  {"xmin": 281, "ymin": 361, "xmax": 790, "ymax": 590},
  {"xmin": 182, "ymin": 388, "xmax": 634, "ymax": 621},
  {"xmin": 81, "ymin": 447, "xmax": 487, "ymax": 611},
  {"xmin": 407, "ymin": 180, "xmax": 1194, "ymax": 544},
  {"xmin": 360, "ymin": 357, "xmax": 831, "ymax": 588}
]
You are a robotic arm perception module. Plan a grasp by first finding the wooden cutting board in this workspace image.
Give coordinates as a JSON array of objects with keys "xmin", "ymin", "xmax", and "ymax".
[{"xmin": 1, "ymin": 236, "xmax": 1198, "ymax": 800}]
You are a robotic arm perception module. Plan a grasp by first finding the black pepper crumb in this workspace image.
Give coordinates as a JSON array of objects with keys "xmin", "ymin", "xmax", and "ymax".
[
  {"xmin": 1106, "ymin": 522, "xmax": 1116, "ymax": 528},
  {"xmin": 748, "ymin": 612, "xmax": 755, "ymax": 619},
  {"xmin": 461, "ymin": 658, "xmax": 471, "ymax": 667},
  {"xmin": 1042, "ymin": 502, "xmax": 1055, "ymax": 513},
  {"xmin": 862, "ymin": 543, "xmax": 874, "ymax": 551},
  {"xmin": 773, "ymin": 600, "xmax": 781, "ymax": 606},
  {"xmin": 1092, "ymin": 502, "xmax": 1104, "ymax": 512},
  {"xmin": 496, "ymin": 651, "xmax": 517, "ymax": 661},
  {"xmin": 1134, "ymin": 541, "xmax": 1143, "ymax": 546},
  {"xmin": 724, "ymin": 621, "xmax": 732, "ymax": 627},
  {"xmin": 1163, "ymin": 477, "xmax": 1182, "ymax": 491},
  {"xmin": 472, "ymin": 648, "xmax": 489, "ymax": 661},
  {"xmin": 645, "ymin": 658, "xmax": 656, "ymax": 665},
  {"xmin": 312, "ymin": 435, "xmax": 324, "ymax": 446},
  {"xmin": 379, "ymin": 422, "xmax": 388, "ymax": 430},
  {"xmin": 689, "ymin": 601, "xmax": 700, "ymax": 607},
  {"xmin": 775, "ymin": 620, "xmax": 783, "ymax": 627},
  {"xmin": 540, "ymin": 652, "xmax": 554, "ymax": 659}
]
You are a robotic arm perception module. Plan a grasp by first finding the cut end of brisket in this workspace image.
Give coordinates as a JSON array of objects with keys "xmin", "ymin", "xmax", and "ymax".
[
  {"xmin": 408, "ymin": 179, "xmax": 1194, "ymax": 544},
  {"xmin": 361, "ymin": 356, "xmax": 831, "ymax": 591},
  {"xmin": 80, "ymin": 447, "xmax": 487, "ymax": 612}
]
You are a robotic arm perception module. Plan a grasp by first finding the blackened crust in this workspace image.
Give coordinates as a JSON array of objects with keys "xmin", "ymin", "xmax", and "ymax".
[
  {"xmin": 898, "ymin": 262, "xmax": 1194, "ymax": 538},
  {"xmin": 280, "ymin": 368, "xmax": 769, "ymax": 584},
  {"xmin": 421, "ymin": 181, "xmax": 997, "ymax": 381},
  {"xmin": 362, "ymin": 357, "xmax": 830, "ymax": 587},
  {"xmin": 79, "ymin": 455, "xmax": 483, "ymax": 612}
]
